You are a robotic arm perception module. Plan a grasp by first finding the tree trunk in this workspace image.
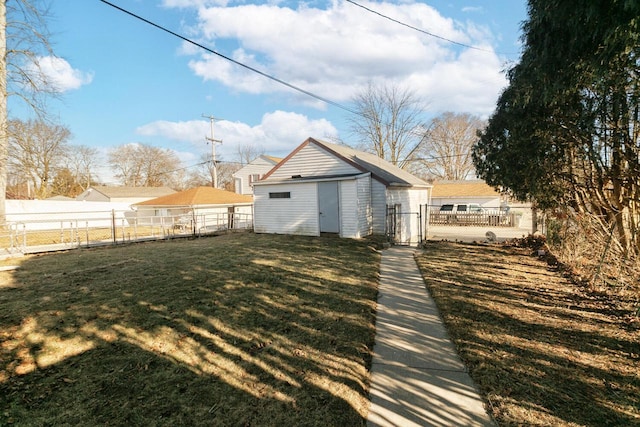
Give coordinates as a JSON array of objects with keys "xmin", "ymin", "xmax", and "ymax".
[{"xmin": 0, "ymin": 0, "xmax": 6, "ymax": 225}]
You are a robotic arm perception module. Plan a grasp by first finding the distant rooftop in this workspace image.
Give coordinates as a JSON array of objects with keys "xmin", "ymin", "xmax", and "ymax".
[
  {"xmin": 135, "ymin": 186, "xmax": 253, "ymax": 206},
  {"xmin": 431, "ymin": 180, "xmax": 500, "ymax": 198},
  {"xmin": 81, "ymin": 186, "xmax": 176, "ymax": 199}
]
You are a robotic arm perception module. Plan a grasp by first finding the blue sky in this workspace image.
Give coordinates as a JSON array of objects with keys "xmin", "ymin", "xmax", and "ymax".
[{"xmin": 9, "ymin": 0, "xmax": 527, "ymax": 183}]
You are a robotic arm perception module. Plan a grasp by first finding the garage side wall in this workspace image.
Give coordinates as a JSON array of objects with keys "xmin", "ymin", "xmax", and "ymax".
[
  {"xmin": 356, "ymin": 175, "xmax": 373, "ymax": 237},
  {"xmin": 254, "ymin": 182, "xmax": 319, "ymax": 236},
  {"xmin": 339, "ymin": 178, "xmax": 372, "ymax": 239}
]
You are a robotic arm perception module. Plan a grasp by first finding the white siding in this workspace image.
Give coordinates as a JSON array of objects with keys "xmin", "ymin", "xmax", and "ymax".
[
  {"xmin": 232, "ymin": 157, "xmax": 278, "ymax": 195},
  {"xmin": 339, "ymin": 180, "xmax": 358, "ymax": 238},
  {"xmin": 254, "ymin": 182, "xmax": 319, "ymax": 236},
  {"xmin": 268, "ymin": 143, "xmax": 360, "ymax": 179},
  {"xmin": 387, "ymin": 187, "xmax": 430, "ymax": 244},
  {"xmin": 356, "ymin": 175, "xmax": 373, "ymax": 237},
  {"xmin": 371, "ymin": 180, "xmax": 387, "ymax": 235}
]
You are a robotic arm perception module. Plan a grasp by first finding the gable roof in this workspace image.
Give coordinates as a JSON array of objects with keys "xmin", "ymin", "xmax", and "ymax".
[
  {"xmin": 262, "ymin": 155, "xmax": 283, "ymax": 164},
  {"xmin": 85, "ymin": 186, "xmax": 176, "ymax": 199},
  {"xmin": 431, "ymin": 180, "xmax": 500, "ymax": 198},
  {"xmin": 263, "ymin": 137, "xmax": 430, "ymax": 188},
  {"xmin": 135, "ymin": 186, "xmax": 253, "ymax": 206}
]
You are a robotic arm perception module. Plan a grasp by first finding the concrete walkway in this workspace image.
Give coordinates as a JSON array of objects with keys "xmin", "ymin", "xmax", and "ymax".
[{"xmin": 367, "ymin": 246, "xmax": 495, "ymax": 427}]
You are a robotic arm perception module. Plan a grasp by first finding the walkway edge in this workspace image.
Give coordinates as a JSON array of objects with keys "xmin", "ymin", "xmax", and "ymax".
[{"xmin": 367, "ymin": 246, "xmax": 495, "ymax": 427}]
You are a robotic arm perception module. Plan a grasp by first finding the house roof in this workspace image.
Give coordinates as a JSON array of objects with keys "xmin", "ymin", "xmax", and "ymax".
[
  {"xmin": 84, "ymin": 186, "xmax": 176, "ymax": 199},
  {"xmin": 262, "ymin": 155, "xmax": 283, "ymax": 164},
  {"xmin": 135, "ymin": 186, "xmax": 253, "ymax": 206},
  {"xmin": 431, "ymin": 180, "xmax": 500, "ymax": 198},
  {"xmin": 46, "ymin": 195, "xmax": 75, "ymax": 201},
  {"xmin": 264, "ymin": 137, "xmax": 430, "ymax": 188}
]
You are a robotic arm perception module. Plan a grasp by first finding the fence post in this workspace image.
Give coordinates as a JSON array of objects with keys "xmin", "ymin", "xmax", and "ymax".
[
  {"xmin": 111, "ymin": 209, "xmax": 116, "ymax": 244},
  {"xmin": 191, "ymin": 208, "xmax": 197, "ymax": 236}
]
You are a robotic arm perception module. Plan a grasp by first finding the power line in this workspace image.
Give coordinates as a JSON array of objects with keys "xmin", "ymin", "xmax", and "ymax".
[
  {"xmin": 98, "ymin": 0, "xmax": 484, "ymax": 171},
  {"xmin": 99, "ymin": 0, "xmax": 363, "ymax": 118},
  {"xmin": 344, "ymin": 0, "xmax": 515, "ymax": 56}
]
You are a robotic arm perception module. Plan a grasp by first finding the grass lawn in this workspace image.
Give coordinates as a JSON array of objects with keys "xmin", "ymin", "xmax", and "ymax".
[
  {"xmin": 0, "ymin": 233, "xmax": 380, "ymax": 426},
  {"xmin": 415, "ymin": 241, "xmax": 640, "ymax": 426}
]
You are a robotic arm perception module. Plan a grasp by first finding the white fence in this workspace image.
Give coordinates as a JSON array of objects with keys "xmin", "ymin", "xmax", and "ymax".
[
  {"xmin": 429, "ymin": 209, "xmax": 518, "ymax": 227},
  {"xmin": 1, "ymin": 207, "xmax": 253, "ymax": 254}
]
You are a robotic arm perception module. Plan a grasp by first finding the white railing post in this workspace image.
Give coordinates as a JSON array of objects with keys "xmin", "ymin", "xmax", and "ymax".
[{"xmin": 111, "ymin": 209, "xmax": 117, "ymax": 244}]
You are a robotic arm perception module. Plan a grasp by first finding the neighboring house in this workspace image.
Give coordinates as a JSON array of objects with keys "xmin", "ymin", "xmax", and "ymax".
[
  {"xmin": 253, "ymin": 137, "xmax": 432, "ymax": 245},
  {"xmin": 232, "ymin": 155, "xmax": 282, "ymax": 195},
  {"xmin": 133, "ymin": 186, "xmax": 253, "ymax": 231},
  {"xmin": 431, "ymin": 180, "xmax": 504, "ymax": 210},
  {"xmin": 76, "ymin": 186, "xmax": 176, "ymax": 204}
]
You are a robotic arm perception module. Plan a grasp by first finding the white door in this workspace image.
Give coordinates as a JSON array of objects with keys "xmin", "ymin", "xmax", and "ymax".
[{"xmin": 318, "ymin": 181, "xmax": 340, "ymax": 233}]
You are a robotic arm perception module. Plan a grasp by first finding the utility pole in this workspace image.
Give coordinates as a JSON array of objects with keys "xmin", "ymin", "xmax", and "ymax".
[{"xmin": 202, "ymin": 114, "xmax": 223, "ymax": 188}]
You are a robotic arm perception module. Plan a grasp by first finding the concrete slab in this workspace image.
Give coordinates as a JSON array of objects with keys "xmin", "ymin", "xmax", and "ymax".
[
  {"xmin": 367, "ymin": 246, "xmax": 495, "ymax": 427},
  {"xmin": 369, "ymin": 365, "xmax": 492, "ymax": 427}
]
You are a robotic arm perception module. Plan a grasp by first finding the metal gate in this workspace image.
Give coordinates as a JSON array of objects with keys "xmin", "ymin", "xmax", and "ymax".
[{"xmin": 385, "ymin": 204, "xmax": 429, "ymax": 246}]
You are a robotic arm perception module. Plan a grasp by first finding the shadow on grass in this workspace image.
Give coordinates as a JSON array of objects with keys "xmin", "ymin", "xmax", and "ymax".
[
  {"xmin": 416, "ymin": 241, "xmax": 640, "ymax": 426},
  {"xmin": 368, "ymin": 247, "xmax": 494, "ymax": 427},
  {"xmin": 0, "ymin": 233, "xmax": 380, "ymax": 426}
]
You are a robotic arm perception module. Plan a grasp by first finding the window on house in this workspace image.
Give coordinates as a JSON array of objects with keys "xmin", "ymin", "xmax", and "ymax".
[
  {"xmin": 269, "ymin": 192, "xmax": 291, "ymax": 199},
  {"xmin": 249, "ymin": 174, "xmax": 261, "ymax": 185}
]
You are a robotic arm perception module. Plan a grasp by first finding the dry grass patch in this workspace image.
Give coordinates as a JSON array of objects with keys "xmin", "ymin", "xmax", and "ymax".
[
  {"xmin": 0, "ymin": 233, "xmax": 380, "ymax": 426},
  {"xmin": 415, "ymin": 241, "xmax": 640, "ymax": 427}
]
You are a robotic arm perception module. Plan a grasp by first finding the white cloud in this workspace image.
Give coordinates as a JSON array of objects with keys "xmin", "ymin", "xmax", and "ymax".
[
  {"xmin": 462, "ymin": 6, "xmax": 484, "ymax": 13},
  {"xmin": 136, "ymin": 120, "xmax": 210, "ymax": 144},
  {"xmin": 136, "ymin": 111, "xmax": 338, "ymax": 159},
  {"xmin": 33, "ymin": 56, "xmax": 94, "ymax": 92},
  {"xmin": 170, "ymin": 0, "xmax": 506, "ymax": 116},
  {"xmin": 161, "ymin": 0, "xmax": 227, "ymax": 8},
  {"xmin": 407, "ymin": 47, "xmax": 507, "ymax": 117}
]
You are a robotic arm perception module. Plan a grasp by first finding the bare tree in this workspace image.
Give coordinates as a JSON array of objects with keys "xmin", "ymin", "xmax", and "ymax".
[
  {"xmin": 417, "ymin": 112, "xmax": 485, "ymax": 181},
  {"xmin": 66, "ymin": 144, "xmax": 99, "ymax": 191},
  {"xmin": 8, "ymin": 118, "xmax": 70, "ymax": 198},
  {"xmin": 50, "ymin": 167, "xmax": 82, "ymax": 197},
  {"xmin": 349, "ymin": 82, "xmax": 425, "ymax": 169},
  {"xmin": 108, "ymin": 143, "xmax": 181, "ymax": 187},
  {"xmin": 108, "ymin": 144, "xmax": 140, "ymax": 186},
  {"xmin": 235, "ymin": 143, "xmax": 264, "ymax": 166},
  {"xmin": 187, "ymin": 154, "xmax": 241, "ymax": 191},
  {"xmin": 1, "ymin": 2, "xmax": 6, "ymax": 216},
  {"xmin": 1, "ymin": 0, "xmax": 59, "ymax": 221},
  {"xmin": 217, "ymin": 160, "xmax": 241, "ymax": 191}
]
